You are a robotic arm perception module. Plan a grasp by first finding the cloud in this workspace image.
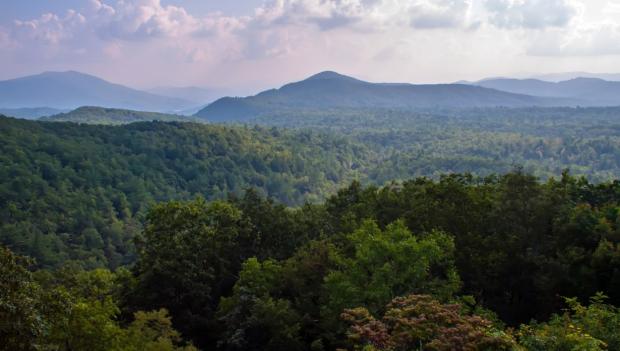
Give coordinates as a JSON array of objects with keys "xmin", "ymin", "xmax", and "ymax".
[
  {"xmin": 253, "ymin": 0, "xmax": 368, "ymax": 30},
  {"xmin": 484, "ymin": 0, "xmax": 578, "ymax": 29},
  {"xmin": 92, "ymin": 0, "xmax": 200, "ymax": 40},
  {"xmin": 528, "ymin": 22, "xmax": 620, "ymax": 56},
  {"xmin": 12, "ymin": 10, "xmax": 86, "ymax": 45},
  {"xmin": 3, "ymin": 0, "xmax": 620, "ymax": 90},
  {"xmin": 84, "ymin": 0, "xmax": 245, "ymax": 41},
  {"xmin": 409, "ymin": 0, "xmax": 473, "ymax": 29},
  {"xmin": 252, "ymin": 0, "xmax": 475, "ymax": 31},
  {"xmin": 90, "ymin": 0, "xmax": 116, "ymax": 16},
  {"xmin": 3, "ymin": 0, "xmax": 478, "ymax": 57}
]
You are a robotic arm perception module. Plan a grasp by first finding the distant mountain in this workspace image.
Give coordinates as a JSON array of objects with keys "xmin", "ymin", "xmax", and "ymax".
[
  {"xmin": 195, "ymin": 71, "xmax": 570, "ymax": 122},
  {"xmin": 177, "ymin": 104, "xmax": 209, "ymax": 116},
  {"xmin": 41, "ymin": 106, "xmax": 195, "ymax": 125},
  {"xmin": 147, "ymin": 86, "xmax": 224, "ymax": 104},
  {"xmin": 0, "ymin": 107, "xmax": 68, "ymax": 119},
  {"xmin": 532, "ymin": 72, "xmax": 620, "ymax": 82},
  {"xmin": 0, "ymin": 71, "xmax": 195, "ymax": 112},
  {"xmin": 474, "ymin": 77, "xmax": 620, "ymax": 106}
]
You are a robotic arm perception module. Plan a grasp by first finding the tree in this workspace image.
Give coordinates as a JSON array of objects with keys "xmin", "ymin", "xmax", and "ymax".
[
  {"xmin": 342, "ymin": 294, "xmax": 515, "ymax": 351},
  {"xmin": 131, "ymin": 198, "xmax": 243, "ymax": 347},
  {"xmin": 217, "ymin": 258, "xmax": 303, "ymax": 351},
  {"xmin": 518, "ymin": 294, "xmax": 620, "ymax": 351},
  {"xmin": 0, "ymin": 247, "xmax": 46, "ymax": 351},
  {"xmin": 124, "ymin": 309, "xmax": 198, "ymax": 351},
  {"xmin": 324, "ymin": 220, "xmax": 460, "ymax": 318}
]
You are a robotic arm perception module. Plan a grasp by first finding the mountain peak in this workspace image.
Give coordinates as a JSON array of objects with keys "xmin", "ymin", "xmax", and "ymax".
[
  {"xmin": 33, "ymin": 70, "xmax": 108, "ymax": 84},
  {"xmin": 304, "ymin": 71, "xmax": 357, "ymax": 81},
  {"xmin": 40, "ymin": 70, "xmax": 94, "ymax": 77}
]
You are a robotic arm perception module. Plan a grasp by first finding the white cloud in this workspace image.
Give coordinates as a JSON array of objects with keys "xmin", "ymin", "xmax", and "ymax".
[
  {"xmin": 12, "ymin": 10, "xmax": 86, "ymax": 45},
  {"xmin": 484, "ymin": 0, "xmax": 579, "ymax": 29},
  {"xmin": 253, "ymin": 0, "xmax": 368, "ymax": 30},
  {"xmin": 409, "ymin": 0, "xmax": 473, "ymax": 29},
  {"xmin": 252, "ymin": 0, "xmax": 476, "ymax": 31},
  {"xmin": 93, "ymin": 0, "xmax": 200, "ymax": 40},
  {"xmin": 85, "ymin": 0, "xmax": 247, "ymax": 41},
  {"xmin": 528, "ymin": 22, "xmax": 620, "ymax": 56},
  {"xmin": 90, "ymin": 0, "xmax": 116, "ymax": 16}
]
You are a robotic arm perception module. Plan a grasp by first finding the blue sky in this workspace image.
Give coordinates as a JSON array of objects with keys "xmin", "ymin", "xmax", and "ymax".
[{"xmin": 2, "ymin": 0, "xmax": 620, "ymax": 91}]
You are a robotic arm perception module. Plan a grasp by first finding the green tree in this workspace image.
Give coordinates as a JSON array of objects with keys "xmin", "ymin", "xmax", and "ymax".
[
  {"xmin": 217, "ymin": 258, "xmax": 303, "ymax": 351},
  {"xmin": 324, "ymin": 220, "xmax": 460, "ymax": 318},
  {"xmin": 0, "ymin": 247, "xmax": 46, "ymax": 351},
  {"xmin": 124, "ymin": 309, "xmax": 198, "ymax": 351},
  {"xmin": 518, "ymin": 294, "xmax": 620, "ymax": 351},
  {"xmin": 131, "ymin": 198, "xmax": 243, "ymax": 347}
]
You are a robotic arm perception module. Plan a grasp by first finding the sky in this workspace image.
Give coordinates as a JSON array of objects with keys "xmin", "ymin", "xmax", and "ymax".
[{"xmin": 2, "ymin": 0, "xmax": 620, "ymax": 92}]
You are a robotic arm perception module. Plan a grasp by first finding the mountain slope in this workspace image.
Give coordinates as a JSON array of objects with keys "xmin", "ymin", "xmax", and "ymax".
[
  {"xmin": 0, "ymin": 107, "xmax": 68, "ymax": 119},
  {"xmin": 0, "ymin": 115, "xmax": 371, "ymax": 267},
  {"xmin": 41, "ymin": 106, "xmax": 195, "ymax": 125},
  {"xmin": 195, "ymin": 71, "xmax": 570, "ymax": 122},
  {"xmin": 0, "ymin": 71, "xmax": 194, "ymax": 112},
  {"xmin": 475, "ymin": 77, "xmax": 620, "ymax": 106}
]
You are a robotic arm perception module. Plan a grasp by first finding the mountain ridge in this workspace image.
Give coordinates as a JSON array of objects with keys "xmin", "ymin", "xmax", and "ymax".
[
  {"xmin": 0, "ymin": 71, "xmax": 195, "ymax": 112},
  {"xmin": 472, "ymin": 77, "xmax": 620, "ymax": 105},
  {"xmin": 194, "ymin": 71, "xmax": 573, "ymax": 122},
  {"xmin": 41, "ymin": 106, "xmax": 195, "ymax": 125}
]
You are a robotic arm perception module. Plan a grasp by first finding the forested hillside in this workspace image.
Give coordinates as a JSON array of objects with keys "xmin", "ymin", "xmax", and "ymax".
[
  {"xmin": 4, "ymin": 106, "xmax": 620, "ymax": 269},
  {"xmin": 5, "ymin": 172, "xmax": 620, "ymax": 350},
  {"xmin": 0, "ymin": 116, "xmax": 369, "ymax": 268},
  {"xmin": 41, "ymin": 106, "xmax": 194, "ymax": 125},
  {"xmin": 251, "ymin": 106, "xmax": 620, "ymax": 182},
  {"xmin": 3, "ymin": 111, "xmax": 620, "ymax": 350}
]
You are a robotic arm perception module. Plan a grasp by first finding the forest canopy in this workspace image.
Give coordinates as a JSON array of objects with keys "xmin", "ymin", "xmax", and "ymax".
[
  {"xmin": 3, "ymin": 107, "xmax": 620, "ymax": 269},
  {"xmin": 3, "ymin": 110, "xmax": 620, "ymax": 350},
  {"xmin": 4, "ymin": 171, "xmax": 620, "ymax": 350}
]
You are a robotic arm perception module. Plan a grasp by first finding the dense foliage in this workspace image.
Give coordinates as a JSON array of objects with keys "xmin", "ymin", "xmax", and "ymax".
[
  {"xmin": 0, "ymin": 246, "xmax": 197, "ymax": 351},
  {"xmin": 0, "ymin": 116, "xmax": 368, "ymax": 268},
  {"xmin": 3, "ymin": 171, "xmax": 620, "ymax": 350},
  {"xmin": 5, "ymin": 106, "xmax": 620, "ymax": 270},
  {"xmin": 4, "ymin": 106, "xmax": 620, "ymax": 350},
  {"xmin": 134, "ymin": 172, "xmax": 620, "ymax": 350},
  {"xmin": 252, "ymin": 106, "xmax": 620, "ymax": 182}
]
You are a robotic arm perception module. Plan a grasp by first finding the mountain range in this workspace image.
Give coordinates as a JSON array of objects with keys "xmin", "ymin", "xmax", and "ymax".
[
  {"xmin": 0, "ymin": 71, "xmax": 195, "ymax": 113},
  {"xmin": 4, "ymin": 70, "xmax": 620, "ymax": 123},
  {"xmin": 471, "ymin": 77, "xmax": 620, "ymax": 106},
  {"xmin": 194, "ymin": 71, "xmax": 572, "ymax": 122},
  {"xmin": 531, "ymin": 72, "xmax": 620, "ymax": 82}
]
